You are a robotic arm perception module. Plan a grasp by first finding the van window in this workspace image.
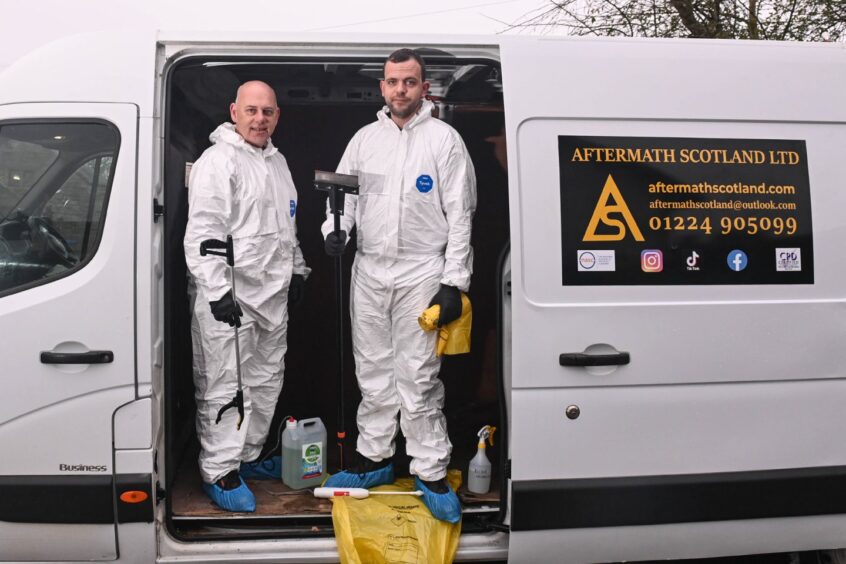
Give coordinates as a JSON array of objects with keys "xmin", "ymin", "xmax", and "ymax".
[
  {"xmin": 0, "ymin": 138, "xmax": 57, "ymax": 214},
  {"xmin": 0, "ymin": 121, "xmax": 119, "ymax": 295}
]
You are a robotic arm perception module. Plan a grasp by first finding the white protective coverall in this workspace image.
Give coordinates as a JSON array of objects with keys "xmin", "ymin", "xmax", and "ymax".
[
  {"xmin": 185, "ymin": 122, "xmax": 310, "ymax": 484},
  {"xmin": 322, "ymin": 100, "xmax": 476, "ymax": 481}
]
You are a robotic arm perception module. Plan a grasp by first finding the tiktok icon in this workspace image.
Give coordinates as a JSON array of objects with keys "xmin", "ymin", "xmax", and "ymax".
[{"xmin": 686, "ymin": 251, "xmax": 700, "ymax": 271}]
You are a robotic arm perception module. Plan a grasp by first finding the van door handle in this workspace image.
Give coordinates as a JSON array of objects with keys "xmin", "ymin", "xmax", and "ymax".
[
  {"xmin": 559, "ymin": 352, "xmax": 630, "ymax": 366},
  {"xmin": 40, "ymin": 350, "xmax": 114, "ymax": 364}
]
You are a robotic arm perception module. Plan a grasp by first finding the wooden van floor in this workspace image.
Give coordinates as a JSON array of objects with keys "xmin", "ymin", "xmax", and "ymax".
[
  {"xmin": 170, "ymin": 454, "xmax": 501, "ymax": 520},
  {"xmin": 171, "ymin": 470, "xmax": 332, "ymax": 518}
]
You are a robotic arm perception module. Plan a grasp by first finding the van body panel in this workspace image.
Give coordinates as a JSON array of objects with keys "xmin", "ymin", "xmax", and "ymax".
[
  {"xmin": 510, "ymin": 515, "xmax": 846, "ymax": 564},
  {"xmin": 137, "ymin": 114, "xmax": 158, "ymax": 399},
  {"xmin": 0, "ymin": 387, "xmax": 133, "ymax": 475},
  {"xmin": 511, "ymin": 379, "xmax": 846, "ymax": 481},
  {"xmin": 157, "ymin": 528, "xmax": 508, "ymax": 562},
  {"xmin": 0, "ymin": 522, "xmax": 117, "ymax": 561},
  {"xmin": 0, "ymin": 102, "xmax": 138, "ymax": 559},
  {"xmin": 117, "ymin": 522, "xmax": 157, "ymax": 564},
  {"xmin": 503, "ymin": 37, "xmax": 846, "ymax": 561},
  {"xmin": 0, "ymin": 31, "xmax": 157, "ymax": 116},
  {"xmin": 114, "ymin": 398, "xmax": 153, "ymax": 449},
  {"xmin": 115, "ymin": 448, "xmax": 154, "ymax": 475},
  {"xmin": 498, "ymin": 36, "xmax": 846, "ymax": 124}
]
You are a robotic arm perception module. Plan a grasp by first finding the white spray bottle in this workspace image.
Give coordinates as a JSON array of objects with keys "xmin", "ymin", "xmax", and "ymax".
[{"xmin": 468, "ymin": 425, "xmax": 496, "ymax": 494}]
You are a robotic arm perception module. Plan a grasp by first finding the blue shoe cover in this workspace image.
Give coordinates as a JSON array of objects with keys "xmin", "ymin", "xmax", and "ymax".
[
  {"xmin": 415, "ymin": 477, "xmax": 462, "ymax": 524},
  {"xmin": 240, "ymin": 455, "xmax": 282, "ymax": 480},
  {"xmin": 202, "ymin": 477, "xmax": 256, "ymax": 512},
  {"xmin": 323, "ymin": 462, "xmax": 394, "ymax": 489}
]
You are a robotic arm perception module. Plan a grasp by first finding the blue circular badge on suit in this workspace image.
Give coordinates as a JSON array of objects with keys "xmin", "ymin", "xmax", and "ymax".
[
  {"xmin": 416, "ymin": 174, "xmax": 433, "ymax": 193},
  {"xmin": 290, "ymin": 200, "xmax": 296, "ymax": 217}
]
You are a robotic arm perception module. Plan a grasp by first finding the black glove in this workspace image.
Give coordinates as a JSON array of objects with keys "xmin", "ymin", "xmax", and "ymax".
[
  {"xmin": 209, "ymin": 292, "xmax": 243, "ymax": 327},
  {"xmin": 288, "ymin": 274, "xmax": 305, "ymax": 310},
  {"xmin": 428, "ymin": 284, "xmax": 462, "ymax": 327},
  {"xmin": 325, "ymin": 230, "xmax": 347, "ymax": 257}
]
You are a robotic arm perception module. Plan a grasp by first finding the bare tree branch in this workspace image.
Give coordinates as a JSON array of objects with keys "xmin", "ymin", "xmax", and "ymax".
[
  {"xmin": 505, "ymin": 0, "xmax": 846, "ymax": 41},
  {"xmin": 780, "ymin": 0, "xmax": 800, "ymax": 40},
  {"xmin": 669, "ymin": 0, "xmax": 711, "ymax": 36}
]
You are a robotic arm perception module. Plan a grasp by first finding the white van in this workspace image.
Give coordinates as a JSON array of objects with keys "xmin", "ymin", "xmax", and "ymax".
[{"xmin": 1, "ymin": 29, "xmax": 844, "ymax": 563}]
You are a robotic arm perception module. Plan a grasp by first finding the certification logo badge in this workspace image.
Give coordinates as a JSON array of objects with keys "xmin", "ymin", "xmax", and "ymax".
[
  {"xmin": 640, "ymin": 249, "xmax": 663, "ymax": 273},
  {"xmin": 775, "ymin": 248, "xmax": 801, "ymax": 272},
  {"xmin": 727, "ymin": 249, "xmax": 748, "ymax": 272},
  {"xmin": 577, "ymin": 250, "xmax": 615, "ymax": 272}
]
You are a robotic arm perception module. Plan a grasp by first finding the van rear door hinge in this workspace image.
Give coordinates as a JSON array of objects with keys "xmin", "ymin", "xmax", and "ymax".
[{"xmin": 153, "ymin": 199, "xmax": 165, "ymax": 223}]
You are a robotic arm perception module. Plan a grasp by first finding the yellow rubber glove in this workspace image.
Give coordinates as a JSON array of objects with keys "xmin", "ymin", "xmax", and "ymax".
[{"xmin": 418, "ymin": 293, "xmax": 472, "ymax": 356}]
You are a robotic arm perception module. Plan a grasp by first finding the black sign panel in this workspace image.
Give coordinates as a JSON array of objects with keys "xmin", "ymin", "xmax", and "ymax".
[{"xmin": 559, "ymin": 136, "xmax": 813, "ymax": 285}]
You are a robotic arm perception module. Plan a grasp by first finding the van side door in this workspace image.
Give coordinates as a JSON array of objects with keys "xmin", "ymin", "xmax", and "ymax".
[
  {"xmin": 502, "ymin": 39, "xmax": 846, "ymax": 562},
  {"xmin": 0, "ymin": 103, "xmax": 138, "ymax": 561}
]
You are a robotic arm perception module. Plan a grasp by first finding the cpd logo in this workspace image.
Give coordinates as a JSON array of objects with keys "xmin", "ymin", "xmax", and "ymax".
[
  {"xmin": 776, "ymin": 248, "xmax": 801, "ymax": 272},
  {"xmin": 641, "ymin": 249, "xmax": 663, "ymax": 273}
]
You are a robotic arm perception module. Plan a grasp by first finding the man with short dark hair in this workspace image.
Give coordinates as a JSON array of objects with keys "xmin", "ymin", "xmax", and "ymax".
[
  {"xmin": 322, "ymin": 49, "xmax": 476, "ymax": 523},
  {"xmin": 185, "ymin": 80, "xmax": 309, "ymax": 512}
]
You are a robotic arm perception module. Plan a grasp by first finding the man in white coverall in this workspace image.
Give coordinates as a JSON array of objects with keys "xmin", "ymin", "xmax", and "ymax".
[
  {"xmin": 185, "ymin": 81, "xmax": 310, "ymax": 513},
  {"xmin": 322, "ymin": 49, "xmax": 476, "ymax": 523}
]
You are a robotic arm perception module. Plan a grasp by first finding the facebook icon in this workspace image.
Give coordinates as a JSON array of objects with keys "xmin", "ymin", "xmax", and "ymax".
[{"xmin": 727, "ymin": 250, "xmax": 748, "ymax": 272}]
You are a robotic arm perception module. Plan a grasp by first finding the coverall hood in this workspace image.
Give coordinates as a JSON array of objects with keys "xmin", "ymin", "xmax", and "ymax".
[
  {"xmin": 210, "ymin": 122, "xmax": 279, "ymax": 157},
  {"xmin": 377, "ymin": 99, "xmax": 436, "ymax": 131}
]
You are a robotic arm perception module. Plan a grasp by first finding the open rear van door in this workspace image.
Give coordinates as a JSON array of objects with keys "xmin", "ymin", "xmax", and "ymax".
[
  {"xmin": 502, "ymin": 38, "xmax": 846, "ymax": 563},
  {"xmin": 0, "ymin": 103, "xmax": 142, "ymax": 561}
]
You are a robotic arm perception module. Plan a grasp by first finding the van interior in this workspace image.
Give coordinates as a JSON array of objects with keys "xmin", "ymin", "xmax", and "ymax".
[{"xmin": 162, "ymin": 49, "xmax": 510, "ymax": 540}]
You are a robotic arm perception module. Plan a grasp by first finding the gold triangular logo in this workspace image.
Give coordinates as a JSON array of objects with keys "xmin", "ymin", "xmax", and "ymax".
[{"xmin": 583, "ymin": 175, "xmax": 644, "ymax": 242}]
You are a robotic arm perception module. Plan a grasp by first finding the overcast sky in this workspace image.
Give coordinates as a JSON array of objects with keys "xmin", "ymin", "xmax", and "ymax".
[{"xmin": 0, "ymin": 0, "xmax": 547, "ymax": 71}]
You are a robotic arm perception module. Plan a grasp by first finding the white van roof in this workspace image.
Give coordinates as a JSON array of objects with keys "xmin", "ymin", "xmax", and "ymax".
[
  {"xmin": 0, "ymin": 29, "xmax": 501, "ymax": 114},
  {"xmin": 1, "ymin": 29, "xmax": 843, "ymax": 122}
]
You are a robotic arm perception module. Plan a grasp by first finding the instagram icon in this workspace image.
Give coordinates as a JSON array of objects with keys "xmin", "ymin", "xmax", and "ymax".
[{"xmin": 641, "ymin": 249, "xmax": 663, "ymax": 273}]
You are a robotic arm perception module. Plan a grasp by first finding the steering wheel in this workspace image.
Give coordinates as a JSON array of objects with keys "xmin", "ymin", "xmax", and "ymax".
[{"xmin": 28, "ymin": 216, "xmax": 78, "ymax": 268}]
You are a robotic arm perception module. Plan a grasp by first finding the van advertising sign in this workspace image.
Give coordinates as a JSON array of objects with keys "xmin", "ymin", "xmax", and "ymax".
[{"xmin": 559, "ymin": 136, "xmax": 813, "ymax": 285}]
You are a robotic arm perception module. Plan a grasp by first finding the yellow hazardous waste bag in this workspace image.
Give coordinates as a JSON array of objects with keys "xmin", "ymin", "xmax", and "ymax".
[
  {"xmin": 418, "ymin": 294, "xmax": 472, "ymax": 357},
  {"xmin": 331, "ymin": 470, "xmax": 463, "ymax": 564}
]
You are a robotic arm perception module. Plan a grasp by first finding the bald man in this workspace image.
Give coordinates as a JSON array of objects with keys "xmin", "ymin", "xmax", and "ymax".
[{"xmin": 184, "ymin": 81, "xmax": 310, "ymax": 512}]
